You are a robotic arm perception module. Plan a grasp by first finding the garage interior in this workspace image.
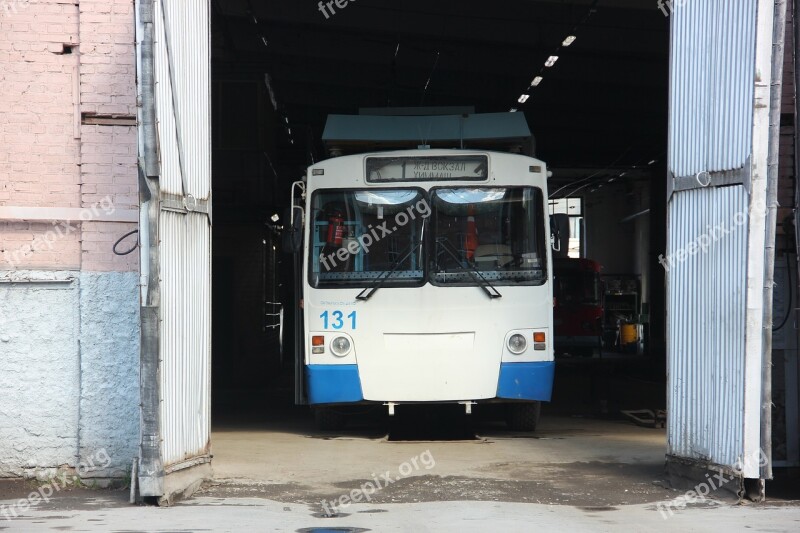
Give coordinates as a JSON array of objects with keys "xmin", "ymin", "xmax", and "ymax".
[
  {"xmin": 195, "ymin": 0, "xmax": 800, "ymax": 504},
  {"xmin": 209, "ymin": 0, "xmax": 670, "ymax": 427}
]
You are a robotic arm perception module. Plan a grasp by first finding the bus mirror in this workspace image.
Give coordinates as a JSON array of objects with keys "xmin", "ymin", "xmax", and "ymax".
[
  {"xmin": 549, "ymin": 215, "xmax": 561, "ymax": 252},
  {"xmin": 550, "ymin": 213, "xmax": 569, "ymax": 256},
  {"xmin": 282, "ymin": 206, "xmax": 303, "ymax": 253}
]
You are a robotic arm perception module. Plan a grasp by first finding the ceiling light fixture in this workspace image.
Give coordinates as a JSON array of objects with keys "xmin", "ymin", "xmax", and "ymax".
[
  {"xmin": 518, "ymin": 94, "xmax": 530, "ymax": 103},
  {"xmin": 509, "ymin": 108, "xmax": 518, "ymax": 112},
  {"xmin": 562, "ymin": 36, "xmax": 577, "ymax": 47},
  {"xmin": 545, "ymin": 56, "xmax": 559, "ymax": 67},
  {"xmin": 531, "ymin": 76, "xmax": 543, "ymax": 87}
]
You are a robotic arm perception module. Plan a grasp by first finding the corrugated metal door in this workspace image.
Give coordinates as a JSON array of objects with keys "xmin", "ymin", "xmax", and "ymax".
[
  {"xmin": 667, "ymin": 186, "xmax": 749, "ymax": 468},
  {"xmin": 666, "ymin": 0, "xmax": 775, "ymax": 493},
  {"xmin": 154, "ymin": 0, "xmax": 212, "ymax": 474}
]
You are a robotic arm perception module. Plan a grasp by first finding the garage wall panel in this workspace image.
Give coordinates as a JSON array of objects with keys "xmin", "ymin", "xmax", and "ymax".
[
  {"xmin": 153, "ymin": 0, "xmax": 211, "ymax": 199},
  {"xmin": 667, "ymin": 185, "xmax": 749, "ymax": 468},
  {"xmin": 159, "ymin": 211, "xmax": 211, "ymax": 467},
  {"xmin": 669, "ymin": 0, "xmax": 757, "ymax": 178}
]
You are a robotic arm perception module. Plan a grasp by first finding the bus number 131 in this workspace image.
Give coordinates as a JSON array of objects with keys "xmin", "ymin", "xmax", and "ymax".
[{"xmin": 320, "ymin": 310, "xmax": 357, "ymax": 330}]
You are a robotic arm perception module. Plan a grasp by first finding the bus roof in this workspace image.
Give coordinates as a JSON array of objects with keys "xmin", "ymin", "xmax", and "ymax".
[
  {"xmin": 322, "ymin": 112, "xmax": 533, "ymax": 155},
  {"xmin": 306, "ymin": 149, "xmax": 548, "ymax": 189}
]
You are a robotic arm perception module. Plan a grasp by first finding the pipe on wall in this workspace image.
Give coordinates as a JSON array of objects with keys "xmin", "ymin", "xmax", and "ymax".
[
  {"xmin": 135, "ymin": 0, "xmax": 165, "ymax": 499},
  {"xmin": 794, "ymin": 0, "xmax": 800, "ymax": 294},
  {"xmin": 761, "ymin": 0, "xmax": 789, "ymax": 482}
]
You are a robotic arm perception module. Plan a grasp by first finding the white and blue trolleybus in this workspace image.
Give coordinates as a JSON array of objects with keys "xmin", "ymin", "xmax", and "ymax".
[{"xmin": 286, "ymin": 149, "xmax": 554, "ymax": 431}]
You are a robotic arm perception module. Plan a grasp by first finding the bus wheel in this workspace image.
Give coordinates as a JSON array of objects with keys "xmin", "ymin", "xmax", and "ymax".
[
  {"xmin": 506, "ymin": 402, "xmax": 541, "ymax": 432},
  {"xmin": 314, "ymin": 406, "xmax": 346, "ymax": 431}
]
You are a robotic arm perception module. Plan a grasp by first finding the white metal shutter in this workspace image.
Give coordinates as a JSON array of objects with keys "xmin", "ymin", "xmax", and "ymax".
[
  {"xmin": 666, "ymin": 0, "xmax": 775, "ymax": 492},
  {"xmin": 154, "ymin": 0, "xmax": 212, "ymax": 485}
]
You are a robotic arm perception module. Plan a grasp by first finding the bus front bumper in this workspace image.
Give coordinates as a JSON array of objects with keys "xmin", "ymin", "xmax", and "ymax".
[
  {"xmin": 306, "ymin": 361, "xmax": 554, "ymax": 405},
  {"xmin": 306, "ymin": 365, "xmax": 364, "ymax": 405},
  {"xmin": 496, "ymin": 361, "xmax": 554, "ymax": 401}
]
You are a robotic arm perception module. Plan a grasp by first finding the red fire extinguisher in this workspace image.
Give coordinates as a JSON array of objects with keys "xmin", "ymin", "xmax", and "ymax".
[{"xmin": 326, "ymin": 211, "xmax": 345, "ymax": 247}]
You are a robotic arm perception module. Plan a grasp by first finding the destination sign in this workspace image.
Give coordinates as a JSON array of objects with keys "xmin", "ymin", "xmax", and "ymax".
[{"xmin": 366, "ymin": 155, "xmax": 488, "ymax": 182}]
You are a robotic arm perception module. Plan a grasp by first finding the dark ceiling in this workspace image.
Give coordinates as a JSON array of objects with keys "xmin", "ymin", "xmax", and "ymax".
[{"xmin": 211, "ymin": 0, "xmax": 669, "ymax": 184}]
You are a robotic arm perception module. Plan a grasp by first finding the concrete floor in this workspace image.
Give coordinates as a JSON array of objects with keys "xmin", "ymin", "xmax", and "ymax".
[
  {"xmin": 5, "ymin": 496, "xmax": 800, "ymax": 532},
  {"xmin": 205, "ymin": 409, "xmax": 674, "ymax": 508},
  {"xmin": 4, "ymin": 410, "xmax": 800, "ymax": 531},
  {"xmin": 2, "ymin": 409, "xmax": 800, "ymax": 531},
  {"xmin": 3, "ymin": 336, "xmax": 798, "ymax": 531}
]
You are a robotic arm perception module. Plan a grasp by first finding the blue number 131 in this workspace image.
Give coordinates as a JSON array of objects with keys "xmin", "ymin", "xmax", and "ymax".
[{"xmin": 320, "ymin": 310, "xmax": 357, "ymax": 330}]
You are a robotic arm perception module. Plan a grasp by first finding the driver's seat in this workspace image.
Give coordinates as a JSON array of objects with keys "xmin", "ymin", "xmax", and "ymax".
[{"xmin": 474, "ymin": 244, "xmax": 513, "ymax": 270}]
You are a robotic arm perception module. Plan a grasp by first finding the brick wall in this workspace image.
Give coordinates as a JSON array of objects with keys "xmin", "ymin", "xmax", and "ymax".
[
  {"xmin": 0, "ymin": 0, "xmax": 139, "ymax": 273},
  {"xmin": 0, "ymin": 1, "xmax": 142, "ymax": 479},
  {"xmin": 79, "ymin": 124, "xmax": 138, "ymax": 272}
]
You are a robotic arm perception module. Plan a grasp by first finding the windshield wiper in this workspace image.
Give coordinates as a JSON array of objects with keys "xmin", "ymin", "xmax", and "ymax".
[
  {"xmin": 435, "ymin": 237, "xmax": 502, "ymax": 299},
  {"xmin": 356, "ymin": 218, "xmax": 426, "ymax": 301}
]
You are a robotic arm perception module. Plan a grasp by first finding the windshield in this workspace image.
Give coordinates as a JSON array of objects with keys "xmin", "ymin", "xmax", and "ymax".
[
  {"xmin": 309, "ymin": 189, "xmax": 428, "ymax": 288},
  {"xmin": 429, "ymin": 187, "xmax": 547, "ymax": 285}
]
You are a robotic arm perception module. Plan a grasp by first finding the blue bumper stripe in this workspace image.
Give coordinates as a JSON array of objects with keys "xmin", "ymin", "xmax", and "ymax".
[
  {"xmin": 306, "ymin": 365, "xmax": 364, "ymax": 405},
  {"xmin": 496, "ymin": 361, "xmax": 555, "ymax": 401}
]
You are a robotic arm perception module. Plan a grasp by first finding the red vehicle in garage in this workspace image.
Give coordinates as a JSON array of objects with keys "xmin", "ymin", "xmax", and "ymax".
[{"xmin": 553, "ymin": 258, "xmax": 603, "ymax": 356}]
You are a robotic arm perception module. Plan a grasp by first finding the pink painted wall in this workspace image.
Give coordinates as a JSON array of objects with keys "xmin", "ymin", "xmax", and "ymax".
[{"xmin": 0, "ymin": 0, "xmax": 139, "ymax": 273}]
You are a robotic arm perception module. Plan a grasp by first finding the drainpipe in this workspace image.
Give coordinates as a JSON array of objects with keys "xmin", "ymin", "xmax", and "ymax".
[
  {"xmin": 744, "ymin": 0, "xmax": 776, "ymax": 495},
  {"xmin": 136, "ymin": 0, "xmax": 164, "ymax": 498},
  {"xmin": 794, "ymin": 0, "xmax": 800, "ymax": 312},
  {"xmin": 761, "ymin": 0, "xmax": 788, "ymax": 483}
]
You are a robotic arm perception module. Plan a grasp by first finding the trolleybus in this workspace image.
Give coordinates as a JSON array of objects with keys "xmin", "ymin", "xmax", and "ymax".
[{"xmin": 286, "ymin": 149, "xmax": 555, "ymax": 431}]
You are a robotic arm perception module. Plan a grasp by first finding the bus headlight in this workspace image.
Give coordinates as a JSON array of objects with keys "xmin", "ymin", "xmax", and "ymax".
[
  {"xmin": 330, "ymin": 336, "xmax": 352, "ymax": 357},
  {"xmin": 507, "ymin": 334, "xmax": 527, "ymax": 354}
]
